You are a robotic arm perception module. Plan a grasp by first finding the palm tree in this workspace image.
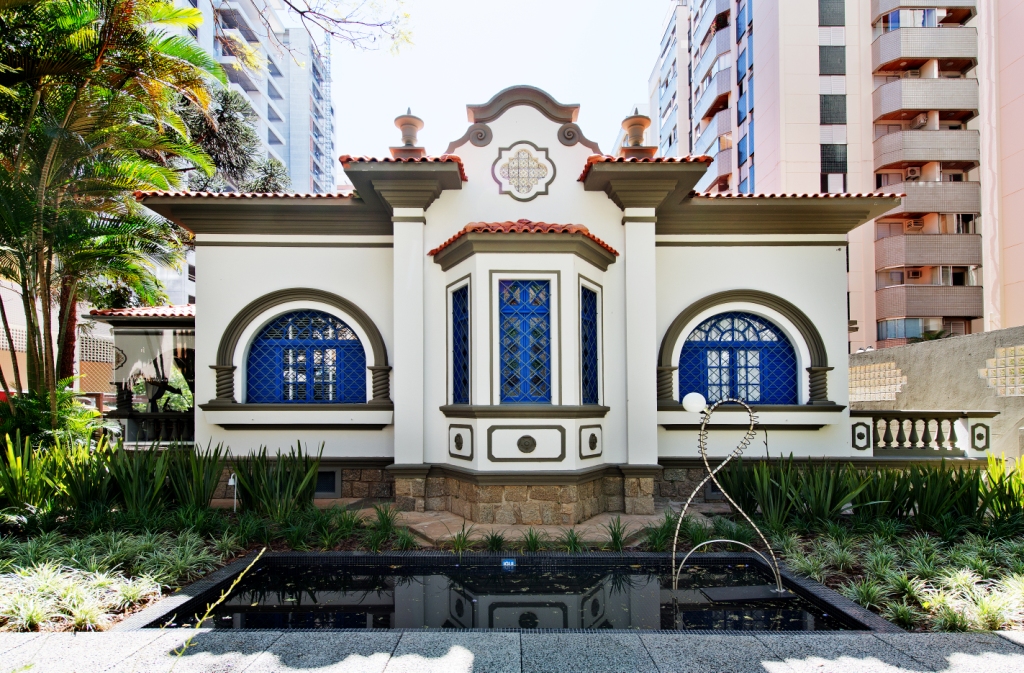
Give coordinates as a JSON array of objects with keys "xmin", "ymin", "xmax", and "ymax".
[{"xmin": 0, "ymin": 0, "xmax": 224, "ymax": 425}]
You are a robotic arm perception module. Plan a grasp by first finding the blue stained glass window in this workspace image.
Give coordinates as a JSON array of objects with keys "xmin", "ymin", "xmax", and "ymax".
[
  {"xmin": 247, "ymin": 310, "xmax": 366, "ymax": 403},
  {"xmin": 499, "ymin": 280, "xmax": 551, "ymax": 403},
  {"xmin": 452, "ymin": 285, "xmax": 470, "ymax": 404},
  {"xmin": 580, "ymin": 287, "xmax": 599, "ymax": 404},
  {"xmin": 679, "ymin": 312, "xmax": 797, "ymax": 405}
]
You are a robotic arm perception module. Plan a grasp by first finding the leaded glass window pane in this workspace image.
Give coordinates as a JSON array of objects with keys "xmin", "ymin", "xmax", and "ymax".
[
  {"xmin": 499, "ymin": 280, "xmax": 551, "ymax": 403},
  {"xmin": 580, "ymin": 287, "xmax": 599, "ymax": 404},
  {"xmin": 452, "ymin": 286, "xmax": 470, "ymax": 404},
  {"xmin": 247, "ymin": 310, "xmax": 366, "ymax": 403},
  {"xmin": 679, "ymin": 311, "xmax": 797, "ymax": 405}
]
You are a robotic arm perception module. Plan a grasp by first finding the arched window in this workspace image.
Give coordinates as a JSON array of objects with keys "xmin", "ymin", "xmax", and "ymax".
[
  {"xmin": 678, "ymin": 311, "xmax": 797, "ymax": 405},
  {"xmin": 247, "ymin": 310, "xmax": 366, "ymax": 403}
]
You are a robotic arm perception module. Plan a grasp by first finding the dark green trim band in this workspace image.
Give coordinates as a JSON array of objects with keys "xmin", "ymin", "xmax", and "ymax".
[
  {"xmin": 201, "ymin": 402, "xmax": 394, "ymax": 411},
  {"xmin": 194, "ymin": 241, "xmax": 393, "ymax": 248},
  {"xmin": 440, "ymin": 405, "xmax": 610, "ymax": 419}
]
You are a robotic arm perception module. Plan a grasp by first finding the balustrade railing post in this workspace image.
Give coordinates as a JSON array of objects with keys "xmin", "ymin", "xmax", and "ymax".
[{"xmin": 909, "ymin": 418, "xmax": 920, "ymax": 448}]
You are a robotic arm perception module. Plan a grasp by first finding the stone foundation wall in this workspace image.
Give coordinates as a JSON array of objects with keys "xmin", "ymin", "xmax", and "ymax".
[
  {"xmin": 395, "ymin": 471, "xmax": 657, "ymax": 524},
  {"xmin": 211, "ymin": 464, "xmax": 394, "ymax": 501},
  {"xmin": 655, "ymin": 468, "xmax": 711, "ymax": 504}
]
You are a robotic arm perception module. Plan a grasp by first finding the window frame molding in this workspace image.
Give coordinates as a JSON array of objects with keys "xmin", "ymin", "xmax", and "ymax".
[
  {"xmin": 446, "ymin": 274, "xmax": 472, "ymax": 405},
  {"xmin": 489, "ymin": 270, "xmax": 561, "ymax": 405},
  {"xmin": 578, "ymin": 274, "xmax": 604, "ymax": 406}
]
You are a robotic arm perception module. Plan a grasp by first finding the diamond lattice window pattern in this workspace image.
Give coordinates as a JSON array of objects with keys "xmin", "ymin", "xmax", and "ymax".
[
  {"xmin": 678, "ymin": 311, "xmax": 797, "ymax": 405},
  {"xmin": 581, "ymin": 287, "xmax": 599, "ymax": 404},
  {"xmin": 247, "ymin": 310, "xmax": 366, "ymax": 404},
  {"xmin": 499, "ymin": 280, "xmax": 551, "ymax": 403},
  {"xmin": 499, "ymin": 149, "xmax": 549, "ymax": 195},
  {"xmin": 452, "ymin": 286, "xmax": 470, "ymax": 404}
]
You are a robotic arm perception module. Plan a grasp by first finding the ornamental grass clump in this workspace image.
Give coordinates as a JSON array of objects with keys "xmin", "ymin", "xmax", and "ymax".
[{"xmin": 233, "ymin": 443, "xmax": 322, "ymax": 522}]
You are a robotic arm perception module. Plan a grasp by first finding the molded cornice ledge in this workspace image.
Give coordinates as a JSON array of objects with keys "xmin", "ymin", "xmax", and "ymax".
[
  {"xmin": 581, "ymin": 161, "xmax": 708, "ymax": 209},
  {"xmin": 373, "ymin": 179, "xmax": 445, "ymax": 212},
  {"xmin": 607, "ymin": 179, "xmax": 678, "ymax": 210},
  {"xmin": 431, "ymin": 233, "xmax": 617, "ymax": 271},
  {"xmin": 199, "ymin": 401, "xmax": 394, "ymax": 430},
  {"xmin": 439, "ymin": 404, "xmax": 610, "ymax": 419}
]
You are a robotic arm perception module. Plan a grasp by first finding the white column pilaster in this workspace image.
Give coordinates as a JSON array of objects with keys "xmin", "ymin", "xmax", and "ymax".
[
  {"xmin": 623, "ymin": 207, "xmax": 659, "ymax": 466},
  {"xmin": 392, "ymin": 207, "xmax": 425, "ymax": 465}
]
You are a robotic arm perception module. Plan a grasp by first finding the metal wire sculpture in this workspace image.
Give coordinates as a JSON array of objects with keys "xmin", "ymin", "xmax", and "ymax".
[{"xmin": 670, "ymin": 398, "xmax": 785, "ymax": 593}]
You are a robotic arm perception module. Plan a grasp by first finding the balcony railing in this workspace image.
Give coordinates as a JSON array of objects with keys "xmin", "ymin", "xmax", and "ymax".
[
  {"xmin": 694, "ymin": 108, "xmax": 732, "ymax": 156},
  {"xmin": 694, "ymin": 0, "xmax": 730, "ymax": 47},
  {"xmin": 881, "ymin": 180, "xmax": 980, "ymax": 216},
  {"xmin": 694, "ymin": 30, "xmax": 731, "ymax": 84},
  {"xmin": 871, "ymin": 0, "xmax": 976, "ymax": 23},
  {"xmin": 875, "ymin": 284, "xmax": 983, "ymax": 320},
  {"xmin": 850, "ymin": 409, "xmax": 994, "ymax": 457},
  {"xmin": 873, "ymin": 77, "xmax": 978, "ymax": 121},
  {"xmin": 872, "ymin": 27, "xmax": 977, "ymax": 71},
  {"xmin": 874, "ymin": 233, "xmax": 981, "ymax": 269},
  {"xmin": 693, "ymin": 67, "xmax": 731, "ymax": 122},
  {"xmin": 873, "ymin": 129, "xmax": 979, "ymax": 170}
]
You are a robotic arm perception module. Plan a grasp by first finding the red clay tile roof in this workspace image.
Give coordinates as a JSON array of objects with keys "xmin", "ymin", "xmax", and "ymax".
[
  {"xmin": 691, "ymin": 191, "xmax": 905, "ymax": 199},
  {"xmin": 134, "ymin": 191, "xmax": 353, "ymax": 200},
  {"xmin": 339, "ymin": 155, "xmax": 468, "ymax": 181},
  {"xmin": 428, "ymin": 220, "xmax": 618, "ymax": 256},
  {"xmin": 89, "ymin": 304, "xmax": 195, "ymax": 318},
  {"xmin": 577, "ymin": 154, "xmax": 714, "ymax": 181}
]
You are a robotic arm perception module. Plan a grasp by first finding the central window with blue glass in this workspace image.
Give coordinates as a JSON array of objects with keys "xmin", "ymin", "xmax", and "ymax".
[
  {"xmin": 247, "ymin": 310, "xmax": 366, "ymax": 403},
  {"xmin": 499, "ymin": 280, "xmax": 551, "ymax": 403},
  {"xmin": 678, "ymin": 311, "xmax": 797, "ymax": 405}
]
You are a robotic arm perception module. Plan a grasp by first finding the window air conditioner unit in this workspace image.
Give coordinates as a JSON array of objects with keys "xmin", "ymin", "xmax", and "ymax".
[
  {"xmin": 910, "ymin": 113, "xmax": 928, "ymax": 130},
  {"xmin": 908, "ymin": 70, "xmax": 921, "ymax": 78},
  {"xmin": 905, "ymin": 219, "xmax": 925, "ymax": 231},
  {"xmin": 907, "ymin": 269, "xmax": 923, "ymax": 279},
  {"xmin": 906, "ymin": 167, "xmax": 922, "ymax": 180}
]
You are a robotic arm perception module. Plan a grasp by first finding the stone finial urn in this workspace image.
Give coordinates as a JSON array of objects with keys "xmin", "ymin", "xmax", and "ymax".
[
  {"xmin": 619, "ymin": 112, "xmax": 657, "ymax": 159},
  {"xmin": 390, "ymin": 108, "xmax": 426, "ymax": 159}
]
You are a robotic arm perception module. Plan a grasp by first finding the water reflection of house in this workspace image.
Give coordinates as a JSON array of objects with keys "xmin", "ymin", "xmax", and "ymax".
[{"xmin": 87, "ymin": 305, "xmax": 195, "ymax": 443}]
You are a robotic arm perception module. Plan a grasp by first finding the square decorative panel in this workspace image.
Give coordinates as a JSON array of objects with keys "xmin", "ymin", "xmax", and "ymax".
[{"xmin": 491, "ymin": 141, "xmax": 556, "ymax": 201}]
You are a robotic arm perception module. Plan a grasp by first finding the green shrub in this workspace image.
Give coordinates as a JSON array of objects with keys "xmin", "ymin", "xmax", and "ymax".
[
  {"xmin": 445, "ymin": 522, "xmax": 476, "ymax": 554},
  {"xmin": 790, "ymin": 461, "xmax": 870, "ymax": 524},
  {"xmin": 852, "ymin": 467, "xmax": 910, "ymax": 520},
  {"xmin": 749, "ymin": 458, "xmax": 795, "ymax": 531},
  {"xmin": 109, "ymin": 444, "xmax": 170, "ymax": 519},
  {"xmin": 557, "ymin": 528, "xmax": 587, "ymax": 553},
  {"xmin": 839, "ymin": 578, "xmax": 888, "ymax": 609},
  {"xmin": 520, "ymin": 527, "xmax": 545, "ymax": 552},
  {"xmin": 717, "ymin": 458, "xmax": 758, "ymax": 514},
  {"xmin": 483, "ymin": 530, "xmax": 506, "ymax": 552},
  {"xmin": 168, "ymin": 442, "xmax": 225, "ymax": 510},
  {"xmin": 393, "ymin": 528, "xmax": 418, "ymax": 550},
  {"xmin": 641, "ymin": 512, "xmax": 678, "ymax": 552},
  {"xmin": 0, "ymin": 432, "xmax": 59, "ymax": 510},
  {"xmin": 55, "ymin": 437, "xmax": 118, "ymax": 514},
  {"xmin": 602, "ymin": 515, "xmax": 629, "ymax": 552},
  {"xmin": 233, "ymin": 443, "xmax": 322, "ymax": 521},
  {"xmin": 982, "ymin": 454, "xmax": 1024, "ymax": 520}
]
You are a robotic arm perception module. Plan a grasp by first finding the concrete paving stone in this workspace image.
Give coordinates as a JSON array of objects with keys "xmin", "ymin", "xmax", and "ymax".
[
  {"xmin": 385, "ymin": 632, "xmax": 520, "ymax": 673},
  {"xmin": 875, "ymin": 633, "xmax": 1024, "ymax": 673},
  {"xmin": 995, "ymin": 631, "xmax": 1024, "ymax": 650},
  {"xmin": 0, "ymin": 631, "xmax": 165, "ymax": 673},
  {"xmin": 0, "ymin": 632, "xmax": 42, "ymax": 655},
  {"xmin": 640, "ymin": 633, "xmax": 794, "ymax": 673},
  {"xmin": 246, "ymin": 632, "xmax": 400, "ymax": 673},
  {"xmin": 522, "ymin": 633, "xmax": 656, "ymax": 673},
  {"xmin": 109, "ymin": 628, "xmax": 281, "ymax": 673},
  {"xmin": 754, "ymin": 633, "xmax": 926, "ymax": 673}
]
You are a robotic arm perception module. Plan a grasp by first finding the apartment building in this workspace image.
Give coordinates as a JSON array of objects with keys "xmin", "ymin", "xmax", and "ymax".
[
  {"xmin": 182, "ymin": 0, "xmax": 335, "ymax": 193},
  {"xmin": 646, "ymin": 0, "xmax": 999, "ymax": 351}
]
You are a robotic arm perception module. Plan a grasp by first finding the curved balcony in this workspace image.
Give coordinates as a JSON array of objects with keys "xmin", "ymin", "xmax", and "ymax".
[
  {"xmin": 873, "ymin": 129, "xmax": 979, "ymax": 170},
  {"xmin": 694, "ymin": 148, "xmax": 732, "ymax": 192},
  {"xmin": 881, "ymin": 180, "xmax": 980, "ymax": 216},
  {"xmin": 694, "ymin": 30, "xmax": 731, "ymax": 84},
  {"xmin": 871, "ymin": 0, "xmax": 976, "ymax": 24},
  {"xmin": 694, "ymin": 0, "xmax": 731, "ymax": 47},
  {"xmin": 872, "ymin": 27, "xmax": 977, "ymax": 73},
  {"xmin": 873, "ymin": 77, "xmax": 978, "ymax": 122},
  {"xmin": 874, "ymin": 234, "xmax": 982, "ymax": 270},
  {"xmin": 693, "ymin": 67, "xmax": 731, "ymax": 122},
  {"xmin": 876, "ymin": 284, "xmax": 982, "ymax": 319},
  {"xmin": 694, "ymin": 108, "xmax": 732, "ymax": 157}
]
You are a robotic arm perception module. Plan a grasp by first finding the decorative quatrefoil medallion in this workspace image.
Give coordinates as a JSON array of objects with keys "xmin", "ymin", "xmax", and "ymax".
[{"xmin": 492, "ymin": 141, "xmax": 556, "ymax": 201}]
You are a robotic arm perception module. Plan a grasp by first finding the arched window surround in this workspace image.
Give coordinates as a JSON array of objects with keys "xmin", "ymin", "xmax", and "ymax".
[
  {"xmin": 668, "ymin": 304, "xmax": 810, "ymax": 404},
  {"xmin": 207, "ymin": 288, "xmax": 391, "ymax": 407},
  {"xmin": 659, "ymin": 290, "xmax": 834, "ymax": 406}
]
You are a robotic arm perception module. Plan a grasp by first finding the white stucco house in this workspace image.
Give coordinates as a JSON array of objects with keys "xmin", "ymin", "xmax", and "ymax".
[{"xmin": 132, "ymin": 86, "xmax": 902, "ymax": 524}]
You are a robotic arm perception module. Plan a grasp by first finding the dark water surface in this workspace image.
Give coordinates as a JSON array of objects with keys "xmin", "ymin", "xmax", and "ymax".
[{"xmin": 156, "ymin": 559, "xmax": 857, "ymax": 631}]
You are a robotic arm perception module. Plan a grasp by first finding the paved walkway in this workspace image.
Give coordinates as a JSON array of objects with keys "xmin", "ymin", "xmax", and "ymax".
[{"xmin": 1, "ymin": 629, "xmax": 1023, "ymax": 673}]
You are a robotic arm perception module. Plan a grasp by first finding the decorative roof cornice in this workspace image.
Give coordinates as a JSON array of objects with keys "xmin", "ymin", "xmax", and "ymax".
[
  {"xmin": 577, "ymin": 155, "xmax": 713, "ymax": 182},
  {"xmin": 466, "ymin": 85, "xmax": 579, "ymax": 124},
  {"xmin": 338, "ymin": 155, "xmax": 468, "ymax": 182}
]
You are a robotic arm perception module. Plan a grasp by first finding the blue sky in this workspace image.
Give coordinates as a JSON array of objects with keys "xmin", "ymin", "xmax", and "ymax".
[{"xmin": 330, "ymin": 0, "xmax": 670, "ymax": 169}]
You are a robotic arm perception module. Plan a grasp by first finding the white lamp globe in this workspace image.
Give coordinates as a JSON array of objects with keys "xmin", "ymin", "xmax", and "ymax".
[{"xmin": 682, "ymin": 392, "xmax": 707, "ymax": 413}]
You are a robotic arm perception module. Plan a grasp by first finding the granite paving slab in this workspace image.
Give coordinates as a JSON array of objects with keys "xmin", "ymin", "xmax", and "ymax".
[
  {"xmin": 754, "ymin": 633, "xmax": 925, "ymax": 673},
  {"xmin": 996, "ymin": 631, "xmax": 1024, "ymax": 649},
  {"xmin": 0, "ymin": 632, "xmax": 43, "ymax": 656},
  {"xmin": 110, "ymin": 629, "xmax": 281, "ymax": 673},
  {"xmin": 385, "ymin": 632, "xmax": 521, "ymax": 673},
  {"xmin": 875, "ymin": 633, "xmax": 1024, "ymax": 672},
  {"xmin": 522, "ymin": 633, "xmax": 656, "ymax": 673},
  {"xmin": 246, "ymin": 632, "xmax": 400, "ymax": 673},
  {"xmin": 640, "ymin": 633, "xmax": 794, "ymax": 673},
  {"xmin": 0, "ymin": 631, "xmax": 165, "ymax": 673}
]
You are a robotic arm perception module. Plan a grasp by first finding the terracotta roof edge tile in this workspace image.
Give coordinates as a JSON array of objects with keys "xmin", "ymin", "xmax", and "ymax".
[{"xmin": 428, "ymin": 219, "xmax": 618, "ymax": 256}]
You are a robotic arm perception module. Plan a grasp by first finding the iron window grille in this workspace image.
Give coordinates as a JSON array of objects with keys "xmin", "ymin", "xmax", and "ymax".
[
  {"xmin": 580, "ymin": 287, "xmax": 599, "ymax": 405},
  {"xmin": 819, "ymin": 95, "xmax": 847, "ymax": 124},
  {"xmin": 499, "ymin": 280, "xmax": 551, "ymax": 403},
  {"xmin": 452, "ymin": 285, "xmax": 470, "ymax": 404},
  {"xmin": 246, "ymin": 310, "xmax": 366, "ymax": 404},
  {"xmin": 679, "ymin": 312, "xmax": 798, "ymax": 405},
  {"xmin": 820, "ymin": 143, "xmax": 848, "ymax": 173},
  {"xmin": 818, "ymin": 46, "xmax": 846, "ymax": 75}
]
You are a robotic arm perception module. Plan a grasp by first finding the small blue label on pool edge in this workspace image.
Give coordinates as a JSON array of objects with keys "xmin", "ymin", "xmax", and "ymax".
[{"xmin": 501, "ymin": 558, "xmax": 516, "ymax": 570}]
